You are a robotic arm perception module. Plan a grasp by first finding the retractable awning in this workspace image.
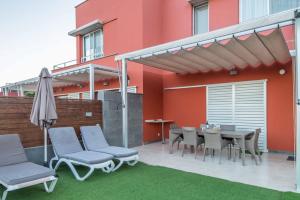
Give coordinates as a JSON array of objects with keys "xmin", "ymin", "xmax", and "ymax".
[
  {"xmin": 68, "ymin": 19, "xmax": 103, "ymax": 37},
  {"xmin": 116, "ymin": 10, "xmax": 294, "ymax": 74},
  {"xmin": 1, "ymin": 64, "xmax": 119, "ymax": 91}
]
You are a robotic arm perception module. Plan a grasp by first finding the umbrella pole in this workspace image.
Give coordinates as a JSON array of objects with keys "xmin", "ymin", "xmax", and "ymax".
[{"xmin": 44, "ymin": 127, "xmax": 48, "ymax": 166}]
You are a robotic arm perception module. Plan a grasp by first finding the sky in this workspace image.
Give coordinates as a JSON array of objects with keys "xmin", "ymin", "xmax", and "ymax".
[{"xmin": 0, "ymin": 0, "xmax": 84, "ymax": 86}]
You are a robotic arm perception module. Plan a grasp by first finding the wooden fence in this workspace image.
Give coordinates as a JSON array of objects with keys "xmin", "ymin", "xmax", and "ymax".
[{"xmin": 0, "ymin": 97, "xmax": 102, "ymax": 147}]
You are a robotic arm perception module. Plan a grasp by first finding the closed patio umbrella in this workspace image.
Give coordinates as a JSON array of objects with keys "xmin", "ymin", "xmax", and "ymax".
[{"xmin": 30, "ymin": 68, "xmax": 57, "ymax": 165}]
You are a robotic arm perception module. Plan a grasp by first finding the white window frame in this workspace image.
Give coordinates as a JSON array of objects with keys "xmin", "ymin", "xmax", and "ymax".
[
  {"xmin": 82, "ymin": 29, "xmax": 104, "ymax": 63},
  {"xmin": 239, "ymin": 0, "xmax": 300, "ymax": 23},
  {"xmin": 193, "ymin": 2, "xmax": 209, "ymax": 35}
]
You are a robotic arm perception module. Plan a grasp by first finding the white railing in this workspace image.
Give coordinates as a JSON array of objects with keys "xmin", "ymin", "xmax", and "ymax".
[
  {"xmin": 81, "ymin": 52, "xmax": 104, "ymax": 63},
  {"xmin": 53, "ymin": 59, "xmax": 77, "ymax": 70}
]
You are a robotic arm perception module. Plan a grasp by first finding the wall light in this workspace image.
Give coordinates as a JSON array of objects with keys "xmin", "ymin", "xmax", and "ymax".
[
  {"xmin": 229, "ymin": 69, "xmax": 238, "ymax": 76},
  {"xmin": 278, "ymin": 68, "xmax": 286, "ymax": 75},
  {"xmin": 103, "ymin": 81, "xmax": 109, "ymax": 86}
]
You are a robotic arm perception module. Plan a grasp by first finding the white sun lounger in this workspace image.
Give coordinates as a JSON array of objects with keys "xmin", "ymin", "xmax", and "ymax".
[
  {"xmin": 80, "ymin": 125, "xmax": 139, "ymax": 172},
  {"xmin": 0, "ymin": 134, "xmax": 57, "ymax": 200},
  {"xmin": 48, "ymin": 127, "xmax": 115, "ymax": 181}
]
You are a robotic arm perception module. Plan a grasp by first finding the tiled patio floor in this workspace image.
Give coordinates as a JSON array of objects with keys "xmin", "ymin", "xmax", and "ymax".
[{"xmin": 135, "ymin": 141, "xmax": 296, "ymax": 192}]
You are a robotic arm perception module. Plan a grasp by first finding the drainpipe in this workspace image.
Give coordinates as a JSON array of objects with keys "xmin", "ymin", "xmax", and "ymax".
[
  {"xmin": 121, "ymin": 58, "xmax": 128, "ymax": 148},
  {"xmin": 89, "ymin": 64, "xmax": 95, "ymax": 100},
  {"xmin": 295, "ymin": 9, "xmax": 300, "ymax": 192}
]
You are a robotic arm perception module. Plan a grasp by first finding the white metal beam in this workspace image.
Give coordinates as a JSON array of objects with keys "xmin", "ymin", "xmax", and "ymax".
[
  {"xmin": 121, "ymin": 58, "xmax": 128, "ymax": 148},
  {"xmin": 295, "ymin": 9, "xmax": 300, "ymax": 193},
  {"xmin": 89, "ymin": 65, "xmax": 95, "ymax": 100}
]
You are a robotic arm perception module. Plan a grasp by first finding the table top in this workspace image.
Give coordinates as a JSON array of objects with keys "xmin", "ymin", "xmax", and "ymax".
[
  {"xmin": 170, "ymin": 128, "xmax": 253, "ymax": 139},
  {"xmin": 145, "ymin": 119, "xmax": 173, "ymax": 123}
]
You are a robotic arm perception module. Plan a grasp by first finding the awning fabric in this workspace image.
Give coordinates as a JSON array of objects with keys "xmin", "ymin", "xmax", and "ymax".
[
  {"xmin": 68, "ymin": 20, "xmax": 102, "ymax": 37},
  {"xmin": 2, "ymin": 64, "xmax": 119, "ymax": 91},
  {"xmin": 116, "ymin": 10, "xmax": 294, "ymax": 74},
  {"xmin": 127, "ymin": 28, "xmax": 290, "ymax": 74}
]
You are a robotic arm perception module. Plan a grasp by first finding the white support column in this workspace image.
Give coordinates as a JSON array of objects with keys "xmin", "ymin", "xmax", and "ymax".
[
  {"xmin": 121, "ymin": 58, "xmax": 128, "ymax": 148},
  {"xmin": 4, "ymin": 88, "xmax": 8, "ymax": 96},
  {"xmin": 19, "ymin": 85, "xmax": 24, "ymax": 97},
  {"xmin": 89, "ymin": 64, "xmax": 95, "ymax": 100},
  {"xmin": 295, "ymin": 10, "xmax": 300, "ymax": 192}
]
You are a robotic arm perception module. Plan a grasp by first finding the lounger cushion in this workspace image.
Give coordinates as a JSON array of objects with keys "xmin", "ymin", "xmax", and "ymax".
[
  {"xmin": 62, "ymin": 151, "xmax": 113, "ymax": 164},
  {"xmin": 80, "ymin": 126, "xmax": 109, "ymax": 149},
  {"xmin": 49, "ymin": 127, "xmax": 83, "ymax": 157},
  {"xmin": 0, "ymin": 162, "xmax": 55, "ymax": 185},
  {"xmin": 93, "ymin": 146, "xmax": 138, "ymax": 158},
  {"xmin": 0, "ymin": 134, "xmax": 28, "ymax": 167}
]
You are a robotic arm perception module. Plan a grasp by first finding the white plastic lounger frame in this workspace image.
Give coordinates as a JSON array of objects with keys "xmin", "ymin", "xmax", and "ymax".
[
  {"xmin": 112, "ymin": 154, "xmax": 139, "ymax": 172},
  {"xmin": 49, "ymin": 153, "xmax": 115, "ymax": 181},
  {"xmin": 82, "ymin": 138, "xmax": 139, "ymax": 172},
  {"xmin": 0, "ymin": 176, "xmax": 57, "ymax": 200}
]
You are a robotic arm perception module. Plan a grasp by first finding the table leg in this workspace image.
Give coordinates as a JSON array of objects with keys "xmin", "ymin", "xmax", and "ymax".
[
  {"xmin": 169, "ymin": 131, "xmax": 176, "ymax": 154},
  {"xmin": 162, "ymin": 122, "xmax": 165, "ymax": 144},
  {"xmin": 241, "ymin": 137, "xmax": 246, "ymax": 166}
]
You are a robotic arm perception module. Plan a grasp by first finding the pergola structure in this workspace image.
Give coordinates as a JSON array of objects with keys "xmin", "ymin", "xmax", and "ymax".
[
  {"xmin": 1, "ymin": 64, "xmax": 119, "ymax": 100},
  {"xmin": 116, "ymin": 9, "xmax": 300, "ymax": 191}
]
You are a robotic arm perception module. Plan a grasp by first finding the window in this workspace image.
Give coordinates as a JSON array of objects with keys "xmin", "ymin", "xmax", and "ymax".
[
  {"xmin": 82, "ymin": 29, "xmax": 103, "ymax": 62},
  {"xmin": 270, "ymin": 0, "xmax": 300, "ymax": 14},
  {"xmin": 240, "ymin": 0, "xmax": 300, "ymax": 22},
  {"xmin": 193, "ymin": 3, "xmax": 209, "ymax": 35}
]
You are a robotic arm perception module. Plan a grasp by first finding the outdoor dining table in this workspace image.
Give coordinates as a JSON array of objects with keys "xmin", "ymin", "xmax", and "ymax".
[{"xmin": 169, "ymin": 128, "xmax": 254, "ymax": 166}]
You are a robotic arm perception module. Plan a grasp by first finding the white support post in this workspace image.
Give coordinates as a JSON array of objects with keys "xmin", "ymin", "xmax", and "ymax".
[
  {"xmin": 89, "ymin": 64, "xmax": 95, "ymax": 100},
  {"xmin": 121, "ymin": 58, "xmax": 128, "ymax": 148},
  {"xmin": 295, "ymin": 10, "xmax": 300, "ymax": 192},
  {"xmin": 4, "ymin": 88, "xmax": 8, "ymax": 96},
  {"xmin": 19, "ymin": 85, "xmax": 24, "ymax": 97}
]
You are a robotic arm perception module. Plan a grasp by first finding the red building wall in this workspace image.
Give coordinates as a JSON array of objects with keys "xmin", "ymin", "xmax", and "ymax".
[{"xmin": 58, "ymin": 0, "xmax": 295, "ymax": 151}]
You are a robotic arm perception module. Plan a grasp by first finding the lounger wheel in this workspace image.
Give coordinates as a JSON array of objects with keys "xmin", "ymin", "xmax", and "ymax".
[
  {"xmin": 102, "ymin": 161, "xmax": 115, "ymax": 173},
  {"xmin": 127, "ymin": 160, "xmax": 138, "ymax": 166}
]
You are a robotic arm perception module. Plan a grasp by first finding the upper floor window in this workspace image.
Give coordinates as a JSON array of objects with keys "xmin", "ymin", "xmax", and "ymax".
[
  {"xmin": 82, "ymin": 29, "xmax": 103, "ymax": 62},
  {"xmin": 240, "ymin": 0, "xmax": 300, "ymax": 22},
  {"xmin": 193, "ymin": 2, "xmax": 209, "ymax": 35}
]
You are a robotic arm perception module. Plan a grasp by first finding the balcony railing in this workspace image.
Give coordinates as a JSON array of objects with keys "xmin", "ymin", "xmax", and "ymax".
[
  {"xmin": 53, "ymin": 59, "xmax": 77, "ymax": 70},
  {"xmin": 81, "ymin": 52, "xmax": 104, "ymax": 63},
  {"xmin": 52, "ymin": 52, "xmax": 117, "ymax": 71}
]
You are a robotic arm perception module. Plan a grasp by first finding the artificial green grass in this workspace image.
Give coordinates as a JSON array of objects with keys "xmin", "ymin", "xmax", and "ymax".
[{"xmin": 1, "ymin": 163, "xmax": 299, "ymax": 200}]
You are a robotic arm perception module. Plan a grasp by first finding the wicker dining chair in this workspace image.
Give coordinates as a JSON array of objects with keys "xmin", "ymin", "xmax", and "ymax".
[
  {"xmin": 169, "ymin": 123, "xmax": 182, "ymax": 154},
  {"xmin": 181, "ymin": 127, "xmax": 204, "ymax": 159},
  {"xmin": 235, "ymin": 128, "xmax": 262, "ymax": 165},
  {"xmin": 220, "ymin": 124, "xmax": 236, "ymax": 159},
  {"xmin": 203, "ymin": 130, "xmax": 232, "ymax": 164}
]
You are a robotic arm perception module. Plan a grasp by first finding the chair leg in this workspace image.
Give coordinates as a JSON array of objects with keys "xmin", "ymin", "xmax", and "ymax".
[
  {"xmin": 257, "ymin": 149, "xmax": 262, "ymax": 162},
  {"xmin": 233, "ymin": 146, "xmax": 236, "ymax": 162},
  {"xmin": 219, "ymin": 149, "xmax": 222, "ymax": 164},
  {"xmin": 203, "ymin": 147, "xmax": 207, "ymax": 161},
  {"xmin": 194, "ymin": 145, "xmax": 197, "ymax": 159},
  {"xmin": 227, "ymin": 145, "xmax": 231, "ymax": 160},
  {"xmin": 181, "ymin": 144, "xmax": 185, "ymax": 157},
  {"xmin": 177, "ymin": 141, "xmax": 180, "ymax": 150}
]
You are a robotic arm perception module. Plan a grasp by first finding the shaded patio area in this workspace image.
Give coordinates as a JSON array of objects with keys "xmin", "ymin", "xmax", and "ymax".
[{"xmin": 136, "ymin": 142, "xmax": 296, "ymax": 192}]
